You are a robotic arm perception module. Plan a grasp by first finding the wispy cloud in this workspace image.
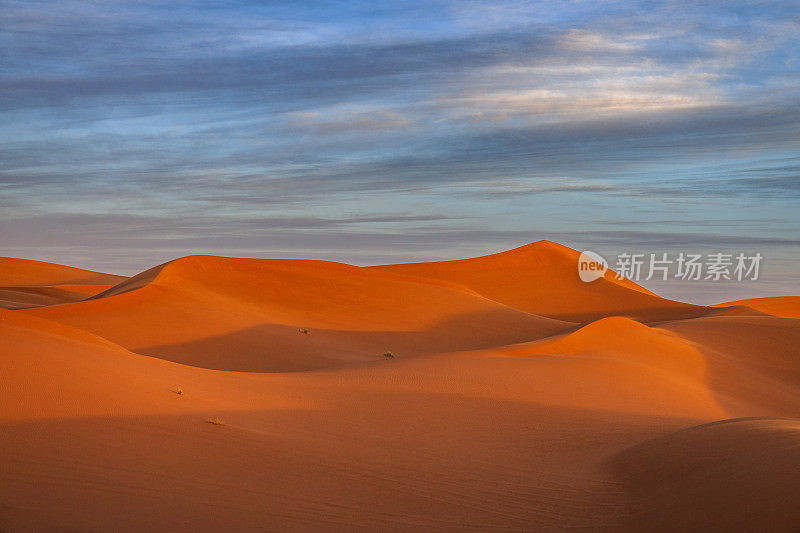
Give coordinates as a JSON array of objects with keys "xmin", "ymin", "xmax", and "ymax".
[{"xmin": 0, "ymin": 0, "xmax": 798, "ymax": 301}]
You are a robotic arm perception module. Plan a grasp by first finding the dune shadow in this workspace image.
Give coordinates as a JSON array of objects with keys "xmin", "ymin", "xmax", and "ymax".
[
  {"xmin": 136, "ymin": 307, "xmax": 574, "ymax": 372},
  {"xmin": 657, "ymin": 315, "xmax": 800, "ymax": 419},
  {"xmin": 604, "ymin": 416, "xmax": 800, "ymax": 531},
  {"xmin": 0, "ymin": 394, "xmax": 669, "ymax": 531}
]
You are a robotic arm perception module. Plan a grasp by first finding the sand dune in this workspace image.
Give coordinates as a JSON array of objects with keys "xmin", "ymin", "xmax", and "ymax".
[
  {"xmin": 2, "ymin": 242, "xmax": 800, "ymax": 531},
  {"xmin": 25, "ymin": 255, "xmax": 570, "ymax": 371},
  {"xmin": 714, "ymin": 295, "xmax": 800, "ymax": 319},
  {"xmin": 0, "ymin": 257, "xmax": 125, "ymax": 309},
  {"xmin": 609, "ymin": 417, "xmax": 800, "ymax": 530},
  {"xmin": 371, "ymin": 241, "xmax": 708, "ymax": 322}
]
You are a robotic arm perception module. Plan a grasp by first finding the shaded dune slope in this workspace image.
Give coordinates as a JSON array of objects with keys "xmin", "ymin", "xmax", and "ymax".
[
  {"xmin": 657, "ymin": 315, "xmax": 800, "ymax": 412},
  {"xmin": 609, "ymin": 417, "xmax": 800, "ymax": 531}
]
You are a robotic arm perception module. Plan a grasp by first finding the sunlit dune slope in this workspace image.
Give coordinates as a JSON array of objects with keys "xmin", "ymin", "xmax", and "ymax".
[
  {"xmin": 714, "ymin": 295, "xmax": 800, "ymax": 319},
  {"xmin": 0, "ymin": 309, "xmax": 215, "ymax": 422},
  {"xmin": 370, "ymin": 240, "xmax": 707, "ymax": 322},
  {"xmin": 0, "ymin": 257, "xmax": 125, "ymax": 309},
  {"xmin": 25, "ymin": 255, "xmax": 571, "ymax": 371}
]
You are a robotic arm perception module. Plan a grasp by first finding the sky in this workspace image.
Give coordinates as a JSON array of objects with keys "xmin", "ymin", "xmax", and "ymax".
[{"xmin": 1, "ymin": 0, "xmax": 798, "ymax": 303}]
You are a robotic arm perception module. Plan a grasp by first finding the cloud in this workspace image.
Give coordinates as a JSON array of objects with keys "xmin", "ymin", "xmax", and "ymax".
[
  {"xmin": 570, "ymin": 230, "xmax": 800, "ymax": 248},
  {"xmin": 1, "ymin": 0, "xmax": 799, "ymax": 300},
  {"xmin": 557, "ymin": 29, "xmax": 642, "ymax": 52},
  {"xmin": 287, "ymin": 106, "xmax": 414, "ymax": 134}
]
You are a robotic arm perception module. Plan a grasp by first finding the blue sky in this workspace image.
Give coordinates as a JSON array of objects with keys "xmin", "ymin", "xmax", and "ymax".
[{"xmin": 1, "ymin": 0, "xmax": 798, "ymax": 302}]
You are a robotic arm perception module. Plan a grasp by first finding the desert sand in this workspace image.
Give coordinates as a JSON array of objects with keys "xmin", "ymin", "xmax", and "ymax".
[
  {"xmin": 0, "ymin": 257, "xmax": 125, "ymax": 310},
  {"xmin": 2, "ymin": 240, "xmax": 799, "ymax": 531}
]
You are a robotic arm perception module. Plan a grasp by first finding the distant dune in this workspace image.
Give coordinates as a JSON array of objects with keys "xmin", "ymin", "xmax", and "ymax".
[
  {"xmin": 713, "ymin": 295, "xmax": 800, "ymax": 319},
  {"xmin": 0, "ymin": 257, "xmax": 125, "ymax": 309},
  {"xmin": 370, "ymin": 241, "xmax": 706, "ymax": 322},
  {"xmin": 2, "ymin": 242, "xmax": 799, "ymax": 531}
]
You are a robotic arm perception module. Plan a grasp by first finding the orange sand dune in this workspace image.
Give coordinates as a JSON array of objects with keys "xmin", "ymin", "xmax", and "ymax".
[
  {"xmin": 4, "ymin": 307, "xmax": 800, "ymax": 530},
  {"xmin": 714, "ymin": 295, "xmax": 800, "ymax": 319},
  {"xmin": 0, "ymin": 256, "xmax": 125, "ymax": 286},
  {"xmin": 507, "ymin": 315, "xmax": 800, "ymax": 416},
  {"xmin": 25, "ymin": 255, "xmax": 571, "ymax": 371},
  {"xmin": 609, "ymin": 417, "xmax": 800, "ymax": 530},
  {"xmin": 371, "ymin": 240, "xmax": 708, "ymax": 322},
  {"xmin": 2, "ymin": 242, "xmax": 800, "ymax": 531},
  {"xmin": 517, "ymin": 316, "xmax": 717, "ymax": 383},
  {"xmin": 0, "ymin": 257, "xmax": 125, "ymax": 309},
  {"xmin": 0, "ymin": 310, "xmax": 658, "ymax": 529},
  {"xmin": 658, "ymin": 315, "xmax": 800, "ymax": 410}
]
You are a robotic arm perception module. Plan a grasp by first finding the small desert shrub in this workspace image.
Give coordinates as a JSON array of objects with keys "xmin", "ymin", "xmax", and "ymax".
[
  {"xmin": 382, "ymin": 351, "xmax": 395, "ymax": 358},
  {"xmin": 207, "ymin": 416, "xmax": 224, "ymax": 426},
  {"xmin": 298, "ymin": 328, "xmax": 310, "ymax": 334}
]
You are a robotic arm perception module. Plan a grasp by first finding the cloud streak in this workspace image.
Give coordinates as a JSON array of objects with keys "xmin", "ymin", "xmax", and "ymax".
[{"xmin": 0, "ymin": 0, "xmax": 798, "ymax": 301}]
